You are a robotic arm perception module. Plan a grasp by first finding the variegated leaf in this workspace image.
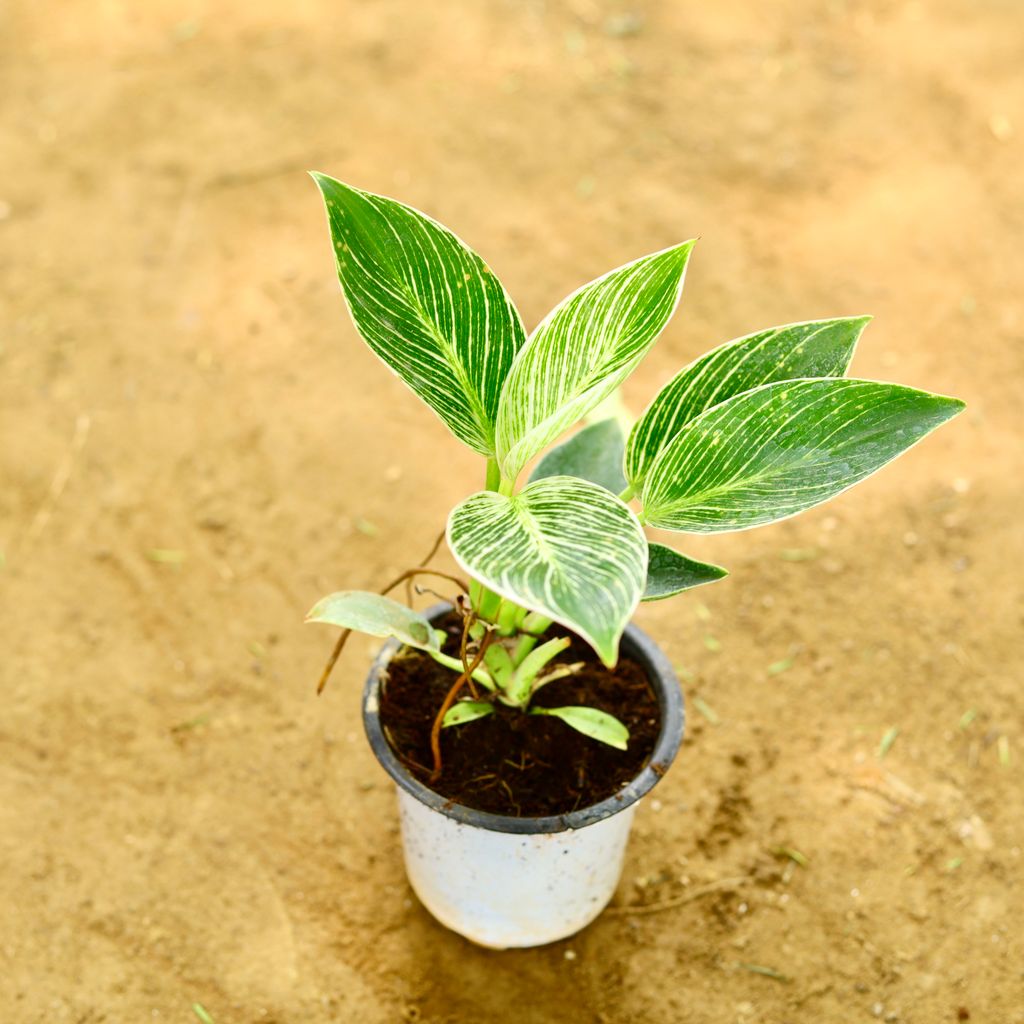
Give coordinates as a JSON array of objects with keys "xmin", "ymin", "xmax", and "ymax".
[
  {"xmin": 626, "ymin": 317, "xmax": 870, "ymax": 488},
  {"xmin": 446, "ymin": 477, "xmax": 647, "ymax": 667},
  {"xmin": 640, "ymin": 378, "xmax": 965, "ymax": 532},
  {"xmin": 530, "ymin": 705, "xmax": 629, "ymax": 750},
  {"xmin": 528, "ymin": 418, "xmax": 628, "ymax": 494},
  {"xmin": 643, "ymin": 543, "xmax": 728, "ymax": 601},
  {"xmin": 305, "ymin": 591, "xmax": 439, "ymax": 650},
  {"xmin": 495, "ymin": 242, "xmax": 695, "ymax": 481},
  {"xmin": 312, "ymin": 173, "xmax": 525, "ymax": 455}
]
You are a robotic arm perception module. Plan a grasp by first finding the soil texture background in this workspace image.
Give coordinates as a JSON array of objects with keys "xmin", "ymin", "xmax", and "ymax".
[{"xmin": 1, "ymin": 2, "xmax": 1021, "ymax": 1022}]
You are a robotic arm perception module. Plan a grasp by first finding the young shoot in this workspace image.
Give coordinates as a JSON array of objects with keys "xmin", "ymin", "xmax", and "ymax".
[{"xmin": 305, "ymin": 174, "xmax": 964, "ymax": 767}]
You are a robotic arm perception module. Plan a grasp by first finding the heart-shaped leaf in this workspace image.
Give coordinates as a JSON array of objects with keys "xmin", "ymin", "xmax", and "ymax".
[
  {"xmin": 312, "ymin": 173, "xmax": 526, "ymax": 455},
  {"xmin": 640, "ymin": 378, "xmax": 965, "ymax": 532},
  {"xmin": 306, "ymin": 591, "xmax": 439, "ymax": 651},
  {"xmin": 626, "ymin": 317, "xmax": 870, "ymax": 488},
  {"xmin": 530, "ymin": 705, "xmax": 629, "ymax": 750},
  {"xmin": 528, "ymin": 418, "xmax": 628, "ymax": 494},
  {"xmin": 495, "ymin": 242, "xmax": 695, "ymax": 481},
  {"xmin": 446, "ymin": 477, "xmax": 647, "ymax": 667},
  {"xmin": 643, "ymin": 543, "xmax": 728, "ymax": 601}
]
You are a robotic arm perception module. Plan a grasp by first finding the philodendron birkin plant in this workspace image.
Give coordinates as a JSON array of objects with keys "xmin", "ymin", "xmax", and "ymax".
[{"xmin": 304, "ymin": 173, "xmax": 962, "ymax": 946}]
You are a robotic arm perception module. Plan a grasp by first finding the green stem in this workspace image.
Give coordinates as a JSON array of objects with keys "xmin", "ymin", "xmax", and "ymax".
[
  {"xmin": 496, "ymin": 600, "xmax": 520, "ymax": 636},
  {"xmin": 618, "ymin": 483, "xmax": 637, "ymax": 502},
  {"xmin": 485, "ymin": 457, "xmax": 502, "ymax": 492},
  {"xmin": 471, "ymin": 458, "xmax": 508, "ymax": 620},
  {"xmin": 512, "ymin": 612, "xmax": 553, "ymax": 665}
]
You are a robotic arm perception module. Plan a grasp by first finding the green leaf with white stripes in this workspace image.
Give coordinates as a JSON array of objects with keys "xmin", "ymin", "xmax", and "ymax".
[
  {"xmin": 528, "ymin": 418, "xmax": 628, "ymax": 494},
  {"xmin": 640, "ymin": 378, "xmax": 965, "ymax": 532},
  {"xmin": 626, "ymin": 317, "xmax": 870, "ymax": 489},
  {"xmin": 442, "ymin": 700, "xmax": 495, "ymax": 728},
  {"xmin": 530, "ymin": 705, "xmax": 629, "ymax": 750},
  {"xmin": 312, "ymin": 173, "xmax": 525, "ymax": 455},
  {"xmin": 495, "ymin": 242, "xmax": 695, "ymax": 481},
  {"xmin": 446, "ymin": 477, "xmax": 647, "ymax": 667},
  {"xmin": 643, "ymin": 543, "xmax": 728, "ymax": 601},
  {"xmin": 305, "ymin": 591, "xmax": 440, "ymax": 651}
]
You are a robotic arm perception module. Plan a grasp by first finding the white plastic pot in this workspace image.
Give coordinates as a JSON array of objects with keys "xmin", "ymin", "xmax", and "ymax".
[{"xmin": 363, "ymin": 606, "xmax": 685, "ymax": 949}]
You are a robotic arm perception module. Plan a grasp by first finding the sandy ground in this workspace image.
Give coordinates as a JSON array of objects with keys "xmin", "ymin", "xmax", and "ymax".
[{"xmin": 2, "ymin": 1, "xmax": 1022, "ymax": 1021}]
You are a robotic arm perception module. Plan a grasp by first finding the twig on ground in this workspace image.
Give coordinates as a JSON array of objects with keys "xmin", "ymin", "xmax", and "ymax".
[{"xmin": 606, "ymin": 875, "xmax": 754, "ymax": 916}]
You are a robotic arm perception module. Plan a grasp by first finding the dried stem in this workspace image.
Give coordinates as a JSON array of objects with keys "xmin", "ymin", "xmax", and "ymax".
[
  {"xmin": 315, "ymin": 561, "xmax": 468, "ymax": 696},
  {"xmin": 428, "ymin": 614, "xmax": 494, "ymax": 781},
  {"xmin": 405, "ymin": 527, "xmax": 447, "ymax": 604}
]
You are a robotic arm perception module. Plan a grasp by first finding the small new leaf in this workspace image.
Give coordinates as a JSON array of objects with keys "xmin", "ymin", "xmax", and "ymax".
[
  {"xmin": 496, "ymin": 242, "xmax": 695, "ymax": 480},
  {"xmin": 312, "ymin": 173, "xmax": 525, "ymax": 455},
  {"xmin": 626, "ymin": 316, "xmax": 869, "ymax": 488},
  {"xmin": 531, "ymin": 705, "xmax": 629, "ymax": 750},
  {"xmin": 442, "ymin": 700, "xmax": 495, "ymax": 728},
  {"xmin": 643, "ymin": 543, "xmax": 728, "ymax": 601},
  {"xmin": 641, "ymin": 378, "xmax": 964, "ymax": 532},
  {"xmin": 529, "ymin": 418, "xmax": 628, "ymax": 494},
  {"xmin": 305, "ymin": 591, "xmax": 439, "ymax": 651},
  {"xmin": 447, "ymin": 477, "xmax": 647, "ymax": 667}
]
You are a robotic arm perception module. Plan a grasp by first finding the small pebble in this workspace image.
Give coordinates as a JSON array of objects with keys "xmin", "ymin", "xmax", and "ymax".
[
  {"xmin": 989, "ymin": 113, "xmax": 1013, "ymax": 141},
  {"xmin": 872, "ymin": 1003, "xmax": 884, "ymax": 1018},
  {"xmin": 564, "ymin": 948, "xmax": 577, "ymax": 961}
]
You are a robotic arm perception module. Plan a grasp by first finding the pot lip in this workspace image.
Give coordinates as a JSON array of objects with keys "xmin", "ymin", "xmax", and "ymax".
[{"xmin": 362, "ymin": 603, "xmax": 685, "ymax": 835}]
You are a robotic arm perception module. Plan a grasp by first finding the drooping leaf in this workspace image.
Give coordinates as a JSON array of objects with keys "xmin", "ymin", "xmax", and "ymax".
[
  {"xmin": 495, "ymin": 242, "xmax": 695, "ymax": 481},
  {"xmin": 640, "ymin": 378, "xmax": 965, "ymax": 532},
  {"xmin": 446, "ymin": 477, "xmax": 647, "ymax": 667},
  {"xmin": 442, "ymin": 700, "xmax": 495, "ymax": 728},
  {"xmin": 530, "ymin": 705, "xmax": 629, "ymax": 750},
  {"xmin": 305, "ymin": 591, "xmax": 439, "ymax": 651},
  {"xmin": 312, "ymin": 173, "xmax": 525, "ymax": 455},
  {"xmin": 626, "ymin": 317, "xmax": 870, "ymax": 488},
  {"xmin": 643, "ymin": 543, "xmax": 728, "ymax": 601},
  {"xmin": 528, "ymin": 418, "xmax": 628, "ymax": 494}
]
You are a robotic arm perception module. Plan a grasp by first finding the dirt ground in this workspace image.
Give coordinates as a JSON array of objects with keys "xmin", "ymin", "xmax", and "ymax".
[{"xmin": 2, "ymin": 1, "xmax": 1022, "ymax": 1021}]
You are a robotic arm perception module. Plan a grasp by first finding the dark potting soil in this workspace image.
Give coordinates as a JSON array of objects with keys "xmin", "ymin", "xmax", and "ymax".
[{"xmin": 378, "ymin": 612, "xmax": 662, "ymax": 816}]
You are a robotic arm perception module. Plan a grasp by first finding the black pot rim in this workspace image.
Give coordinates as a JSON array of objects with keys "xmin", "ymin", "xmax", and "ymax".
[{"xmin": 362, "ymin": 603, "xmax": 685, "ymax": 835}]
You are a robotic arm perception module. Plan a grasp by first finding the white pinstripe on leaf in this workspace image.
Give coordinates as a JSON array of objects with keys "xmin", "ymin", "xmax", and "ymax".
[
  {"xmin": 446, "ymin": 477, "xmax": 648, "ymax": 667},
  {"xmin": 640, "ymin": 378, "xmax": 964, "ymax": 532},
  {"xmin": 626, "ymin": 317, "xmax": 870, "ymax": 489},
  {"xmin": 495, "ymin": 242, "xmax": 695, "ymax": 481},
  {"xmin": 312, "ymin": 174, "xmax": 525, "ymax": 455}
]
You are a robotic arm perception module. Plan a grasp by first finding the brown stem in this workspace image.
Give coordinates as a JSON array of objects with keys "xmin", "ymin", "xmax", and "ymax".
[
  {"xmin": 428, "ymin": 621, "xmax": 494, "ymax": 782},
  {"xmin": 316, "ymin": 564, "xmax": 469, "ymax": 696},
  {"xmin": 405, "ymin": 528, "xmax": 447, "ymax": 604}
]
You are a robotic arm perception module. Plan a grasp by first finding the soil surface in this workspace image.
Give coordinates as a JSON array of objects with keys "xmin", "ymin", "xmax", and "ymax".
[
  {"xmin": 2, "ymin": 2, "xmax": 1022, "ymax": 1022},
  {"xmin": 380, "ymin": 613, "xmax": 661, "ymax": 816}
]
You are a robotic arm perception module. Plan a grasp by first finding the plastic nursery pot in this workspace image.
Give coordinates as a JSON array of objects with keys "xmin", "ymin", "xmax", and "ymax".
[{"xmin": 362, "ymin": 604, "xmax": 685, "ymax": 949}]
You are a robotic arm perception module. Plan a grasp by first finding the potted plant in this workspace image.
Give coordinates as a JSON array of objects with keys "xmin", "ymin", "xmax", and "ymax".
[{"xmin": 305, "ymin": 173, "xmax": 963, "ymax": 948}]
